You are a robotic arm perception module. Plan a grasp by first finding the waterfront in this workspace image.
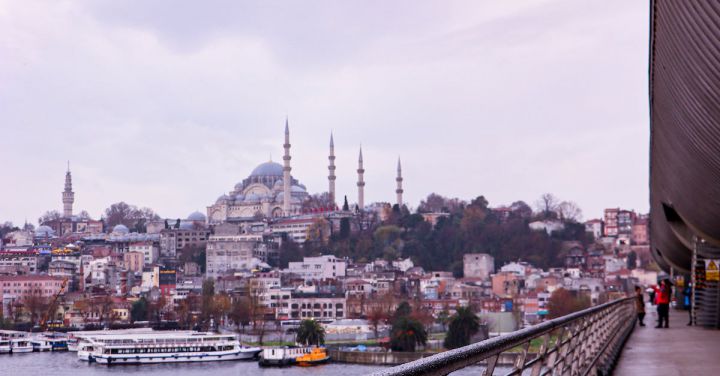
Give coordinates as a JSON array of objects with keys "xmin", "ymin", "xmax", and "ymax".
[
  {"xmin": 1, "ymin": 352, "xmax": 382, "ymax": 376},
  {"xmin": 0, "ymin": 352, "xmax": 501, "ymax": 375}
]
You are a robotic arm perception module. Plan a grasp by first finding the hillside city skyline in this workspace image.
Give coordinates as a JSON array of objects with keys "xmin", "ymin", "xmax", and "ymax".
[{"xmin": 0, "ymin": 1, "xmax": 650, "ymax": 225}]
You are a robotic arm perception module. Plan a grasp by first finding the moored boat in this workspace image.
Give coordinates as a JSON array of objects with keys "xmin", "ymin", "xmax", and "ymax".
[
  {"xmin": 77, "ymin": 341, "xmax": 95, "ymax": 362},
  {"xmin": 295, "ymin": 347, "xmax": 330, "ymax": 367},
  {"xmin": 31, "ymin": 338, "xmax": 52, "ymax": 352},
  {"xmin": 87, "ymin": 332, "xmax": 261, "ymax": 365},
  {"xmin": 259, "ymin": 346, "xmax": 324, "ymax": 367},
  {"xmin": 0, "ymin": 339, "xmax": 11, "ymax": 354},
  {"xmin": 10, "ymin": 338, "xmax": 33, "ymax": 353}
]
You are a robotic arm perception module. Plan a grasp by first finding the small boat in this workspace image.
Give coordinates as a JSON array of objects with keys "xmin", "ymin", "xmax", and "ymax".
[
  {"xmin": 0, "ymin": 339, "xmax": 11, "ymax": 354},
  {"xmin": 31, "ymin": 338, "xmax": 52, "ymax": 352},
  {"xmin": 10, "ymin": 339, "xmax": 34, "ymax": 353},
  {"xmin": 77, "ymin": 342, "xmax": 95, "ymax": 362},
  {"xmin": 259, "ymin": 347, "xmax": 309, "ymax": 367},
  {"xmin": 48, "ymin": 338, "xmax": 69, "ymax": 351},
  {"xmin": 295, "ymin": 347, "xmax": 329, "ymax": 367}
]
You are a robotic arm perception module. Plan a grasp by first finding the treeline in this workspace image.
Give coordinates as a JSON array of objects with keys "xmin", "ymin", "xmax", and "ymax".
[{"xmin": 285, "ymin": 193, "xmax": 592, "ymax": 275}]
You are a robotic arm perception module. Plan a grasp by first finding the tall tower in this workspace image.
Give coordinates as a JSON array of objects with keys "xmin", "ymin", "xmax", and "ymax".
[
  {"xmin": 357, "ymin": 147, "xmax": 365, "ymax": 211},
  {"xmin": 396, "ymin": 157, "xmax": 404, "ymax": 207},
  {"xmin": 62, "ymin": 162, "xmax": 75, "ymax": 218},
  {"xmin": 328, "ymin": 132, "xmax": 336, "ymax": 208},
  {"xmin": 283, "ymin": 119, "xmax": 292, "ymax": 215}
]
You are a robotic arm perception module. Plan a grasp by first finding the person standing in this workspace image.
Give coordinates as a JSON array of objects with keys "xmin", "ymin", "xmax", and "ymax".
[
  {"xmin": 635, "ymin": 286, "xmax": 646, "ymax": 326},
  {"xmin": 654, "ymin": 280, "xmax": 672, "ymax": 328},
  {"xmin": 683, "ymin": 283, "xmax": 693, "ymax": 326}
]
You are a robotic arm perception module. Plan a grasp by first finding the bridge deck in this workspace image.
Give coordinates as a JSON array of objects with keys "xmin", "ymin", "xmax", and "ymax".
[{"xmin": 615, "ymin": 306, "xmax": 720, "ymax": 375}]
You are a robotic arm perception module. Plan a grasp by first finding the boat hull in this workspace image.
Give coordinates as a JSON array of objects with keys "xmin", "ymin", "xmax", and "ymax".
[
  {"xmin": 94, "ymin": 349, "xmax": 261, "ymax": 365},
  {"xmin": 11, "ymin": 347, "xmax": 34, "ymax": 353},
  {"xmin": 297, "ymin": 356, "xmax": 330, "ymax": 367}
]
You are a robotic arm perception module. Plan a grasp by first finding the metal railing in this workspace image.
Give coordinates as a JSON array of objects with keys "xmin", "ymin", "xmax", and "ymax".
[{"xmin": 368, "ymin": 297, "xmax": 636, "ymax": 376}]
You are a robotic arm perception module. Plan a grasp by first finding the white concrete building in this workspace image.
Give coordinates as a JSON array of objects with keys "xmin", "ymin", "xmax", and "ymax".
[
  {"xmin": 287, "ymin": 255, "xmax": 346, "ymax": 281},
  {"xmin": 129, "ymin": 241, "xmax": 159, "ymax": 265},
  {"xmin": 463, "ymin": 253, "xmax": 495, "ymax": 279},
  {"xmin": 206, "ymin": 234, "xmax": 267, "ymax": 278}
]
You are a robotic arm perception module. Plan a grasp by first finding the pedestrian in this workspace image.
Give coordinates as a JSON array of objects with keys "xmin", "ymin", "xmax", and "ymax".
[
  {"xmin": 683, "ymin": 283, "xmax": 693, "ymax": 326},
  {"xmin": 654, "ymin": 279, "xmax": 672, "ymax": 328},
  {"xmin": 649, "ymin": 288, "xmax": 656, "ymax": 306},
  {"xmin": 634, "ymin": 286, "xmax": 646, "ymax": 326}
]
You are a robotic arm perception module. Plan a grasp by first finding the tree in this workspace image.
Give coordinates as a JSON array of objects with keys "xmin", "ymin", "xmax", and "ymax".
[
  {"xmin": 390, "ymin": 317, "xmax": 428, "ymax": 352},
  {"xmin": 296, "ymin": 319, "xmax": 326, "ymax": 346},
  {"xmin": 200, "ymin": 279, "xmax": 216, "ymax": 330},
  {"xmin": 547, "ymin": 288, "xmax": 590, "ymax": 319},
  {"xmin": 23, "ymin": 294, "xmax": 49, "ymax": 326},
  {"xmin": 367, "ymin": 308, "xmax": 387, "ymax": 339},
  {"xmin": 229, "ymin": 297, "xmax": 252, "ymax": 333},
  {"xmin": 38, "ymin": 210, "xmax": 62, "ymax": 225},
  {"xmin": 131, "ymin": 297, "xmax": 149, "ymax": 323},
  {"xmin": 557, "ymin": 201, "xmax": 582, "ymax": 222},
  {"xmin": 389, "ymin": 301, "xmax": 427, "ymax": 352},
  {"xmin": 536, "ymin": 193, "xmax": 559, "ymax": 219},
  {"xmin": 443, "ymin": 307, "xmax": 480, "ymax": 349},
  {"xmin": 104, "ymin": 202, "xmax": 160, "ymax": 231}
]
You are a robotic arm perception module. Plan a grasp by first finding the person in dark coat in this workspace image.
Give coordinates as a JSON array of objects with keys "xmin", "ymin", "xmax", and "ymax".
[{"xmin": 635, "ymin": 286, "xmax": 646, "ymax": 326}]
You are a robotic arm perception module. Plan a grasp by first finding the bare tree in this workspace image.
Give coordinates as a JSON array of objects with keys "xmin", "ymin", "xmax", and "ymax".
[
  {"xmin": 38, "ymin": 210, "xmax": 62, "ymax": 225},
  {"xmin": 557, "ymin": 201, "xmax": 583, "ymax": 222},
  {"xmin": 535, "ymin": 193, "xmax": 559, "ymax": 219}
]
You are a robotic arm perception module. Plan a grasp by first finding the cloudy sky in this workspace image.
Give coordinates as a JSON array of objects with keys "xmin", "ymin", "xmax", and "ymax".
[{"xmin": 0, "ymin": 0, "xmax": 650, "ymax": 225}]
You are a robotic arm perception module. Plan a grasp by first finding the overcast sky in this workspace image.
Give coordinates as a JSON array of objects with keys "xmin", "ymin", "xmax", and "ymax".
[{"xmin": 0, "ymin": 0, "xmax": 650, "ymax": 225}]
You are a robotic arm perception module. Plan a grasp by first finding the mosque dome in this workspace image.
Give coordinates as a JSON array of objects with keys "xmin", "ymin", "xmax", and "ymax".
[
  {"xmin": 112, "ymin": 224, "xmax": 130, "ymax": 234},
  {"xmin": 291, "ymin": 185, "xmax": 306, "ymax": 193},
  {"xmin": 36, "ymin": 225, "xmax": 55, "ymax": 237},
  {"xmin": 273, "ymin": 179, "xmax": 284, "ymax": 188},
  {"xmin": 216, "ymin": 194, "xmax": 229, "ymax": 204},
  {"xmin": 187, "ymin": 211, "xmax": 206, "ymax": 221},
  {"xmin": 245, "ymin": 193, "xmax": 260, "ymax": 202},
  {"xmin": 250, "ymin": 161, "xmax": 284, "ymax": 177}
]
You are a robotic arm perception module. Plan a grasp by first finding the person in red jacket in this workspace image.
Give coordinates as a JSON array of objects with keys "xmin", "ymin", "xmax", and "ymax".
[{"xmin": 654, "ymin": 279, "xmax": 672, "ymax": 328}]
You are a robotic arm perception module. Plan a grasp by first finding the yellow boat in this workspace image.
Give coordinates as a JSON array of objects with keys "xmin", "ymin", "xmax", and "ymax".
[{"xmin": 295, "ymin": 347, "xmax": 330, "ymax": 367}]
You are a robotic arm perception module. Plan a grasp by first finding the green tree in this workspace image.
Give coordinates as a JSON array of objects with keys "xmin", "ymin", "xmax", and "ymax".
[
  {"xmin": 296, "ymin": 319, "xmax": 325, "ymax": 346},
  {"xmin": 390, "ymin": 317, "xmax": 427, "ymax": 352},
  {"xmin": 389, "ymin": 301, "xmax": 427, "ymax": 352},
  {"xmin": 131, "ymin": 297, "xmax": 148, "ymax": 323},
  {"xmin": 443, "ymin": 307, "xmax": 480, "ymax": 349}
]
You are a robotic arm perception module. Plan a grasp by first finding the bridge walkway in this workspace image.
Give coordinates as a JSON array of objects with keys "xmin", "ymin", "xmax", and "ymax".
[{"xmin": 615, "ymin": 306, "xmax": 720, "ymax": 375}]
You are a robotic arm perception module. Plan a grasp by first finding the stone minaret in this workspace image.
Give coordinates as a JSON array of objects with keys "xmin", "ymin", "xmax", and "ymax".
[
  {"xmin": 328, "ymin": 132, "xmax": 336, "ymax": 208},
  {"xmin": 357, "ymin": 147, "xmax": 365, "ymax": 211},
  {"xmin": 283, "ymin": 119, "xmax": 292, "ymax": 215},
  {"xmin": 396, "ymin": 157, "xmax": 404, "ymax": 207},
  {"xmin": 62, "ymin": 162, "xmax": 75, "ymax": 218}
]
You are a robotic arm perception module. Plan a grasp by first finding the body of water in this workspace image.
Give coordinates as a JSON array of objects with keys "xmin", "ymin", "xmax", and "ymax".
[
  {"xmin": 1, "ymin": 352, "xmax": 384, "ymax": 376},
  {"xmin": 1, "ymin": 351, "xmax": 501, "ymax": 375}
]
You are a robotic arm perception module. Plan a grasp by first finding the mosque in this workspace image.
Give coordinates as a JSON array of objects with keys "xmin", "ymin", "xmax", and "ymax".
[{"xmin": 206, "ymin": 119, "xmax": 405, "ymax": 224}]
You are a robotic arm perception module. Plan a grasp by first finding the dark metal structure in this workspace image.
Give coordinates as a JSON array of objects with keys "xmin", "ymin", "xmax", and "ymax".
[
  {"xmin": 368, "ymin": 298, "xmax": 635, "ymax": 376},
  {"xmin": 649, "ymin": 1, "xmax": 720, "ymax": 273}
]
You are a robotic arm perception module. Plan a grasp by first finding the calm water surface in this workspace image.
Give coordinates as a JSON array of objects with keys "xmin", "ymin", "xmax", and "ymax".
[
  {"xmin": 1, "ymin": 352, "xmax": 383, "ymax": 376},
  {"xmin": 1, "ymin": 352, "xmax": 497, "ymax": 375}
]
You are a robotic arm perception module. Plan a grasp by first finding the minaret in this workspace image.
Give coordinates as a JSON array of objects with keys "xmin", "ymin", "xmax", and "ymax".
[
  {"xmin": 357, "ymin": 147, "xmax": 365, "ymax": 211},
  {"xmin": 396, "ymin": 157, "xmax": 404, "ymax": 207},
  {"xmin": 62, "ymin": 161, "xmax": 75, "ymax": 218},
  {"xmin": 328, "ymin": 132, "xmax": 336, "ymax": 208},
  {"xmin": 283, "ymin": 119, "xmax": 292, "ymax": 215}
]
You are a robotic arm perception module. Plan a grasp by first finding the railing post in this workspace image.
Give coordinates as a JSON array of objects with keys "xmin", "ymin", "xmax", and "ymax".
[
  {"xmin": 482, "ymin": 354, "xmax": 498, "ymax": 376},
  {"xmin": 530, "ymin": 333, "xmax": 551, "ymax": 376}
]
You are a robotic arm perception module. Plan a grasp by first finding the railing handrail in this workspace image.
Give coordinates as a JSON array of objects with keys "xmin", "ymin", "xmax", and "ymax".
[{"xmin": 368, "ymin": 297, "xmax": 635, "ymax": 376}]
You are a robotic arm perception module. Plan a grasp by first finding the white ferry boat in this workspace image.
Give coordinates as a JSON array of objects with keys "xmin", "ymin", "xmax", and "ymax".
[
  {"xmin": 31, "ymin": 338, "xmax": 52, "ymax": 352},
  {"xmin": 10, "ymin": 338, "xmax": 34, "ymax": 353},
  {"xmin": 77, "ymin": 341, "xmax": 95, "ymax": 361},
  {"xmin": 0, "ymin": 339, "xmax": 11, "ymax": 354},
  {"xmin": 87, "ymin": 332, "xmax": 261, "ymax": 365}
]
